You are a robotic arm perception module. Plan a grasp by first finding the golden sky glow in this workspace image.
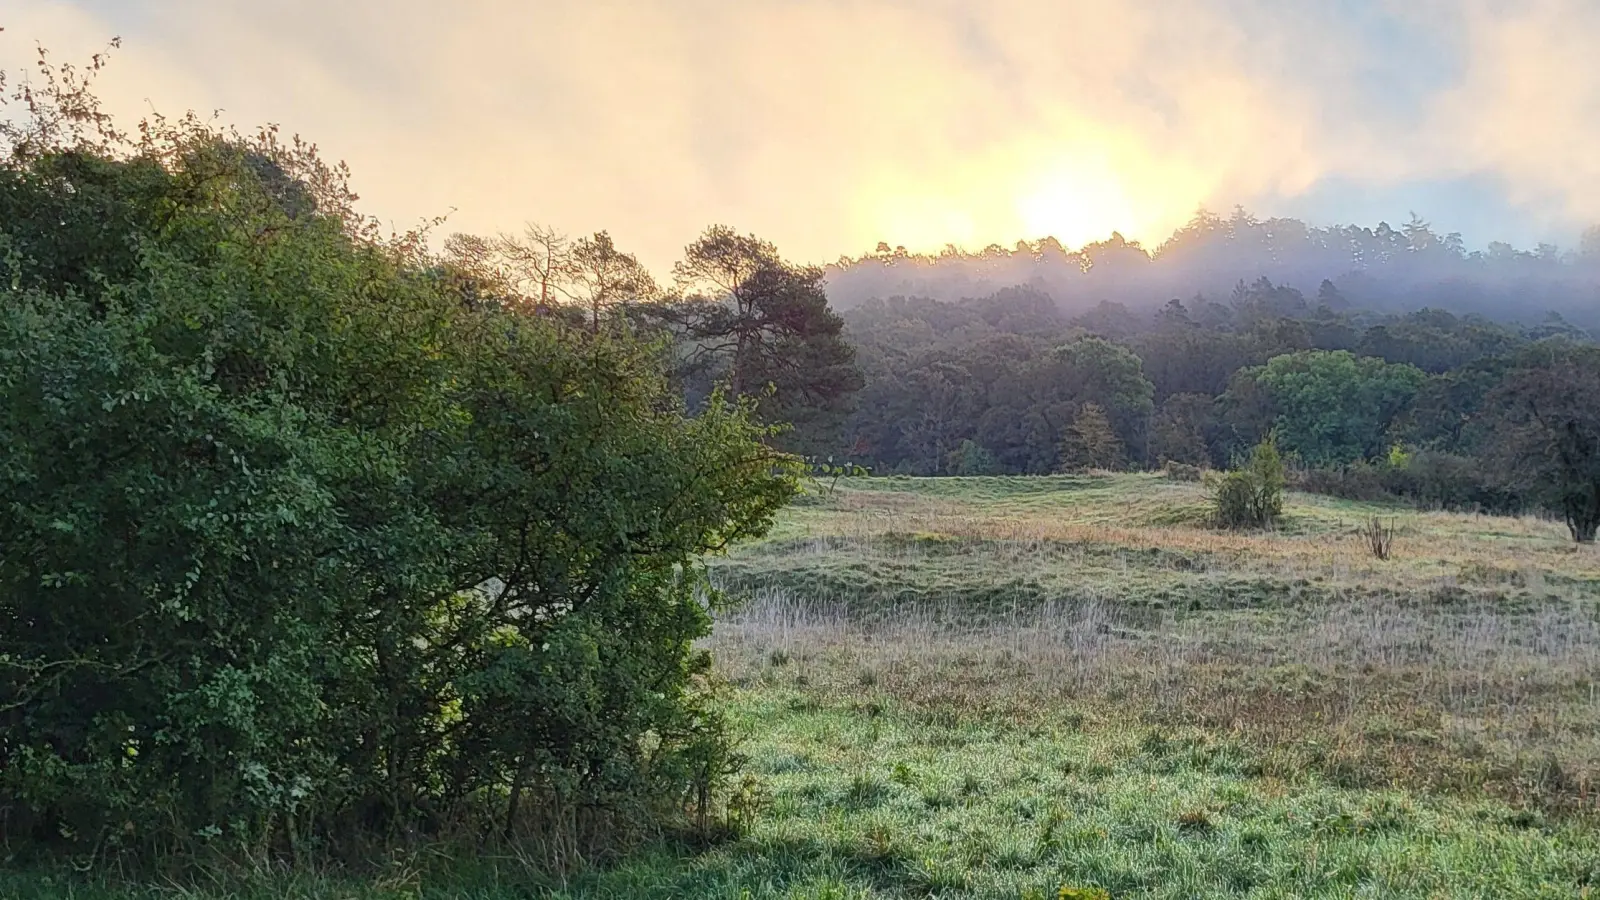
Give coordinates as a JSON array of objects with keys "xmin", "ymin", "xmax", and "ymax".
[{"xmin": 6, "ymin": 1, "xmax": 1600, "ymax": 272}]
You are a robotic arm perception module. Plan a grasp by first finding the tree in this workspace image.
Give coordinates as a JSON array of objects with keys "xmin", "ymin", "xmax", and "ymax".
[
  {"xmin": 1401, "ymin": 358, "xmax": 1512, "ymax": 454},
  {"xmin": 1151, "ymin": 393, "xmax": 1215, "ymax": 466},
  {"xmin": 1156, "ymin": 298, "xmax": 1195, "ymax": 331},
  {"xmin": 1134, "ymin": 327, "xmax": 1259, "ymax": 401},
  {"xmin": 444, "ymin": 226, "xmax": 656, "ymax": 332},
  {"xmin": 1484, "ymin": 346, "xmax": 1600, "ymax": 542},
  {"xmin": 569, "ymin": 230, "xmax": 658, "ymax": 332},
  {"xmin": 1252, "ymin": 350, "xmax": 1426, "ymax": 465},
  {"xmin": 1316, "ymin": 279, "xmax": 1347, "ymax": 310},
  {"xmin": 662, "ymin": 225, "xmax": 863, "ymax": 447},
  {"xmin": 948, "ymin": 439, "xmax": 998, "ymax": 475},
  {"xmin": 1059, "ymin": 403, "xmax": 1126, "ymax": 472},
  {"xmin": 1029, "ymin": 336, "xmax": 1154, "ymax": 466},
  {"xmin": 1232, "ymin": 278, "xmax": 1308, "ymax": 322},
  {"xmin": 492, "ymin": 221, "xmax": 573, "ymax": 307},
  {"xmin": 0, "ymin": 49, "xmax": 798, "ymax": 864}
]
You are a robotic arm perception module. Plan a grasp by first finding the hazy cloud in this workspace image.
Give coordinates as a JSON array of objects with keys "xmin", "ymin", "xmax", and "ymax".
[{"xmin": 4, "ymin": 0, "xmax": 1598, "ymax": 272}]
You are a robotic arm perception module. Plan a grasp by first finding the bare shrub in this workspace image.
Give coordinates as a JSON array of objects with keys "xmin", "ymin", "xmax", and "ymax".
[{"xmin": 1365, "ymin": 517, "xmax": 1396, "ymax": 560}]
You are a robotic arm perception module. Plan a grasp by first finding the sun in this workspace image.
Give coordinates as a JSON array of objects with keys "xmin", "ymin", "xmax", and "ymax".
[
  {"xmin": 1010, "ymin": 135, "xmax": 1211, "ymax": 251},
  {"xmin": 854, "ymin": 131, "xmax": 1207, "ymax": 256},
  {"xmin": 1016, "ymin": 163, "xmax": 1145, "ymax": 250}
]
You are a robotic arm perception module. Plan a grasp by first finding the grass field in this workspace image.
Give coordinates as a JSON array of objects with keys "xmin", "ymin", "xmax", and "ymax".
[
  {"xmin": 711, "ymin": 474, "xmax": 1600, "ymax": 807},
  {"xmin": 11, "ymin": 474, "xmax": 1600, "ymax": 898}
]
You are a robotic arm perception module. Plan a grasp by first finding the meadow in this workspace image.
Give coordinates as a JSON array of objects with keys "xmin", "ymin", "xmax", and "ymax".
[
  {"xmin": 710, "ymin": 473, "xmax": 1600, "ymax": 808},
  {"xmin": 9, "ymin": 474, "xmax": 1600, "ymax": 898}
]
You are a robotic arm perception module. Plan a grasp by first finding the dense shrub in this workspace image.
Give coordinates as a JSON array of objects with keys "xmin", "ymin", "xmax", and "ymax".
[
  {"xmin": 1290, "ymin": 462, "xmax": 1391, "ymax": 503},
  {"xmin": 1289, "ymin": 451, "xmax": 1525, "ymax": 515},
  {"xmin": 0, "ymin": 61, "xmax": 797, "ymax": 865},
  {"xmin": 1210, "ymin": 435, "xmax": 1285, "ymax": 529}
]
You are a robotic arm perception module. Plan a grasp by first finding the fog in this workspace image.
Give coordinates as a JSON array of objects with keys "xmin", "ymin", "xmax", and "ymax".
[
  {"xmin": 825, "ymin": 209, "xmax": 1600, "ymax": 329},
  {"xmin": 9, "ymin": 1, "xmax": 1600, "ymax": 277}
]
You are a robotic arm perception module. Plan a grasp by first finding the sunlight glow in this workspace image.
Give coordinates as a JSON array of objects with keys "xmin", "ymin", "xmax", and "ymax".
[
  {"xmin": 1017, "ymin": 163, "xmax": 1144, "ymax": 250},
  {"xmin": 857, "ymin": 132, "xmax": 1213, "ymax": 256}
]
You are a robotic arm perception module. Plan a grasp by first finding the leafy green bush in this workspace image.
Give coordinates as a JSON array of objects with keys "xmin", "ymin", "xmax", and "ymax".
[
  {"xmin": 1210, "ymin": 434, "xmax": 1285, "ymax": 529},
  {"xmin": 0, "ymin": 55, "xmax": 797, "ymax": 866}
]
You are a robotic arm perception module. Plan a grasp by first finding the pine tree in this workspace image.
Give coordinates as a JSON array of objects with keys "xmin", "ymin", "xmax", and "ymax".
[
  {"xmin": 1150, "ymin": 393, "xmax": 1213, "ymax": 467},
  {"xmin": 1059, "ymin": 403, "xmax": 1126, "ymax": 472}
]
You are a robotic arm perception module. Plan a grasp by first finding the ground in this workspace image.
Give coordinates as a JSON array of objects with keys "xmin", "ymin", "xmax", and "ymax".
[{"xmin": 9, "ymin": 474, "xmax": 1600, "ymax": 898}]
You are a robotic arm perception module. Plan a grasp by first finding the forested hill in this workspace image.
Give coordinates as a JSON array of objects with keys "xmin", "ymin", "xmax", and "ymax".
[
  {"xmin": 823, "ymin": 208, "xmax": 1600, "ymax": 330},
  {"xmin": 831, "ymin": 279, "xmax": 1597, "ymax": 522}
]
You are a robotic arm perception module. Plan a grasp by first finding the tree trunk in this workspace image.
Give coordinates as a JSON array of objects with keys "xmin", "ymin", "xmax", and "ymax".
[
  {"xmin": 1565, "ymin": 488, "xmax": 1600, "ymax": 543},
  {"xmin": 505, "ymin": 758, "xmax": 530, "ymax": 839}
]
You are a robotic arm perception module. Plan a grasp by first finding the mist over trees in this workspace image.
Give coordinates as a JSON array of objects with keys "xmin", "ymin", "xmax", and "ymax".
[
  {"xmin": 825, "ymin": 208, "xmax": 1600, "ymax": 334},
  {"xmin": 817, "ymin": 208, "xmax": 1600, "ymax": 506},
  {"xmin": 827, "ymin": 267, "xmax": 1600, "ymax": 541},
  {"xmin": 10, "ymin": 29, "xmax": 1600, "ymax": 893}
]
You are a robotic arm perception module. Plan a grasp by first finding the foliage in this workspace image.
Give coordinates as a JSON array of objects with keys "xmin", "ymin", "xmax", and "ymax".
[
  {"xmin": 0, "ymin": 49, "xmax": 799, "ymax": 867},
  {"xmin": 1250, "ymin": 350, "xmax": 1427, "ymax": 465},
  {"xmin": 1210, "ymin": 434, "xmax": 1286, "ymax": 529},
  {"xmin": 1034, "ymin": 337, "xmax": 1154, "ymax": 454},
  {"xmin": 1149, "ymin": 392, "xmax": 1215, "ymax": 466},
  {"xmin": 1058, "ymin": 403, "xmax": 1125, "ymax": 472},
  {"xmin": 441, "ymin": 224, "xmax": 659, "ymax": 328},
  {"xmin": 649, "ymin": 226, "xmax": 863, "ymax": 453},
  {"xmin": 1483, "ymin": 344, "xmax": 1600, "ymax": 542},
  {"xmin": 947, "ymin": 439, "xmax": 998, "ymax": 476},
  {"xmin": 1286, "ymin": 450, "xmax": 1521, "ymax": 515},
  {"xmin": 833, "ymin": 289, "xmax": 1555, "ymax": 481}
]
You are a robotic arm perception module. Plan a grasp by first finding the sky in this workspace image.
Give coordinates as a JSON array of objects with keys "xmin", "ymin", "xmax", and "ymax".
[{"xmin": 6, "ymin": 0, "xmax": 1600, "ymax": 273}]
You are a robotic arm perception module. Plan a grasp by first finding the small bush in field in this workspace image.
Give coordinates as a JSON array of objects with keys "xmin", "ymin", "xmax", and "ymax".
[
  {"xmin": 1210, "ymin": 435, "xmax": 1285, "ymax": 529},
  {"xmin": 1162, "ymin": 460, "xmax": 1205, "ymax": 482}
]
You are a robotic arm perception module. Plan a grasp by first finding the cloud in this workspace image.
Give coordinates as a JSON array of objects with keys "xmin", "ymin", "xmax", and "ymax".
[
  {"xmin": 1428, "ymin": 0, "xmax": 1600, "ymax": 231},
  {"xmin": 4, "ymin": 0, "xmax": 1599, "ymax": 272}
]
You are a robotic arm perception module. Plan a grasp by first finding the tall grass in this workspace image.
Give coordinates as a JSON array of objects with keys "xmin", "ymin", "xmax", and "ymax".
[{"xmin": 709, "ymin": 474, "xmax": 1600, "ymax": 812}]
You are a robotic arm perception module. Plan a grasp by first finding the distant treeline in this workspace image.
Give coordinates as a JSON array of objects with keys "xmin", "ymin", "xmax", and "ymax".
[
  {"xmin": 822, "ymin": 280, "xmax": 1600, "ymax": 539},
  {"xmin": 823, "ymin": 208, "xmax": 1600, "ymax": 333}
]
